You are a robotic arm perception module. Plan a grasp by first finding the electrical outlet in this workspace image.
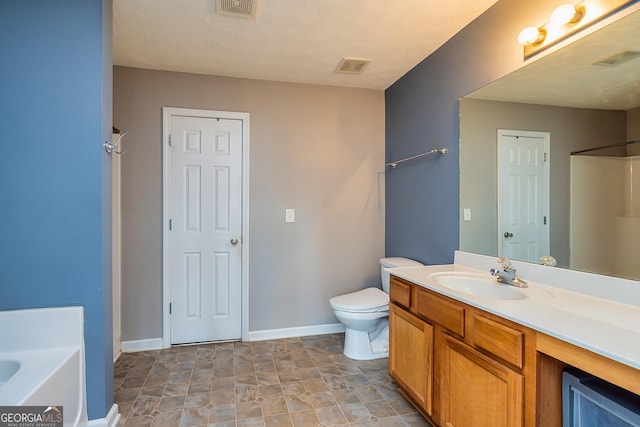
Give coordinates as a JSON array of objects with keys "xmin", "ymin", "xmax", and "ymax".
[{"xmin": 285, "ymin": 209, "xmax": 295, "ymax": 223}]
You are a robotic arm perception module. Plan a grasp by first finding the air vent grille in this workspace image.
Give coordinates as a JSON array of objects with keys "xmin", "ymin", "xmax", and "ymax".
[
  {"xmin": 216, "ymin": 0, "xmax": 258, "ymax": 19},
  {"xmin": 335, "ymin": 58, "xmax": 372, "ymax": 74},
  {"xmin": 593, "ymin": 49, "xmax": 640, "ymax": 66}
]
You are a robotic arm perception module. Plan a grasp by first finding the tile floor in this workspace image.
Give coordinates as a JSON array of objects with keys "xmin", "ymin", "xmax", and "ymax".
[{"xmin": 114, "ymin": 333, "xmax": 431, "ymax": 427}]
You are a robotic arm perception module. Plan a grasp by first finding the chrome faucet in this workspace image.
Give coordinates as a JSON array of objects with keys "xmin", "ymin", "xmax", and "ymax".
[{"xmin": 490, "ymin": 258, "xmax": 528, "ymax": 288}]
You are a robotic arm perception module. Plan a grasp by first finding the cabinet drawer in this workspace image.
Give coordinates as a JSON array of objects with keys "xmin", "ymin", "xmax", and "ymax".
[
  {"xmin": 416, "ymin": 289, "xmax": 465, "ymax": 336},
  {"xmin": 472, "ymin": 314, "xmax": 524, "ymax": 369},
  {"xmin": 390, "ymin": 277, "xmax": 412, "ymax": 309}
]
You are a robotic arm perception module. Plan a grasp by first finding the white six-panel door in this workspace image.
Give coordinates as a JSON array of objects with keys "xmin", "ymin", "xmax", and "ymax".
[
  {"xmin": 165, "ymin": 111, "xmax": 244, "ymax": 345},
  {"xmin": 497, "ymin": 129, "xmax": 550, "ymax": 263}
]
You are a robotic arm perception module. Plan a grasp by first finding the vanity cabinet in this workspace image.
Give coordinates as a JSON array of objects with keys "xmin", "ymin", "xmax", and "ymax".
[
  {"xmin": 389, "ymin": 275, "xmax": 536, "ymax": 427},
  {"xmin": 440, "ymin": 333, "xmax": 523, "ymax": 427},
  {"xmin": 389, "ymin": 303, "xmax": 434, "ymax": 415}
]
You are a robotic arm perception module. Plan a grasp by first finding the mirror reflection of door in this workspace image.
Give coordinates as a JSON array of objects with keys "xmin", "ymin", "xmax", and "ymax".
[{"xmin": 497, "ymin": 129, "xmax": 550, "ymax": 263}]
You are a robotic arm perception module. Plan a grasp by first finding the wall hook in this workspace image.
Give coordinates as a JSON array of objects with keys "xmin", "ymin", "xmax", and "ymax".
[{"xmin": 105, "ymin": 131, "xmax": 128, "ymax": 155}]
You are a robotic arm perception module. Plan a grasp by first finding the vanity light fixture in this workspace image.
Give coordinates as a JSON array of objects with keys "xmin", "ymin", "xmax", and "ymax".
[
  {"xmin": 518, "ymin": 0, "xmax": 635, "ymax": 58},
  {"xmin": 517, "ymin": 26, "xmax": 546, "ymax": 46},
  {"xmin": 550, "ymin": 4, "xmax": 585, "ymax": 25}
]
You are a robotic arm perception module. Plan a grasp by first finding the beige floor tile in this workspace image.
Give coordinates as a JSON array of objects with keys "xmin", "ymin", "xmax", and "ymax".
[
  {"xmin": 237, "ymin": 417, "xmax": 266, "ymax": 427},
  {"xmin": 208, "ymin": 403, "xmax": 236, "ymax": 424},
  {"xmin": 364, "ymin": 400, "xmax": 396, "ymax": 419},
  {"xmin": 315, "ymin": 406, "xmax": 348, "ymax": 426},
  {"xmin": 210, "ymin": 389, "xmax": 235, "ymax": 405},
  {"xmin": 261, "ymin": 396, "xmax": 289, "ymax": 416},
  {"xmin": 155, "ymin": 396, "xmax": 185, "ymax": 414},
  {"xmin": 340, "ymin": 403, "xmax": 371, "ymax": 424},
  {"xmin": 236, "ymin": 385, "xmax": 260, "ymax": 402},
  {"xmin": 309, "ymin": 391, "xmax": 337, "ymax": 409},
  {"xmin": 290, "ymin": 410, "xmax": 320, "ymax": 427},
  {"xmin": 236, "ymin": 401, "xmax": 263, "ymax": 420},
  {"xmin": 331, "ymin": 389, "xmax": 361, "ymax": 406},
  {"xmin": 114, "ymin": 334, "xmax": 422, "ymax": 427},
  {"xmin": 150, "ymin": 410, "xmax": 181, "ymax": 427},
  {"xmin": 264, "ymin": 413, "xmax": 293, "ymax": 427},
  {"xmin": 129, "ymin": 398, "xmax": 159, "ymax": 417},
  {"xmin": 258, "ymin": 384, "xmax": 283, "ymax": 399},
  {"xmin": 123, "ymin": 414, "xmax": 154, "ymax": 427},
  {"xmin": 184, "ymin": 392, "xmax": 211, "ymax": 408},
  {"xmin": 281, "ymin": 382, "xmax": 305, "ymax": 396},
  {"xmin": 179, "ymin": 406, "xmax": 208, "ymax": 427}
]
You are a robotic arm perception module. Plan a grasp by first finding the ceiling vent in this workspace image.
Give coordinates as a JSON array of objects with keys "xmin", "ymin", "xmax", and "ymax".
[
  {"xmin": 335, "ymin": 57, "xmax": 372, "ymax": 74},
  {"xmin": 216, "ymin": 0, "xmax": 258, "ymax": 19},
  {"xmin": 592, "ymin": 49, "xmax": 640, "ymax": 66}
]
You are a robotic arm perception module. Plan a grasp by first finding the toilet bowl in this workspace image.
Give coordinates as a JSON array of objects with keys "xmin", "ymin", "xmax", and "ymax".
[{"xmin": 330, "ymin": 257, "xmax": 423, "ymax": 360}]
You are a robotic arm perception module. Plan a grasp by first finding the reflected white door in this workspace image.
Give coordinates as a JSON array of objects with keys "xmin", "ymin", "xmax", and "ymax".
[
  {"xmin": 497, "ymin": 129, "xmax": 550, "ymax": 263},
  {"xmin": 168, "ymin": 114, "xmax": 243, "ymax": 344}
]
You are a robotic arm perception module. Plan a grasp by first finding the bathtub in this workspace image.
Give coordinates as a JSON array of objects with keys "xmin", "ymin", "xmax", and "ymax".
[{"xmin": 0, "ymin": 307, "xmax": 87, "ymax": 427}]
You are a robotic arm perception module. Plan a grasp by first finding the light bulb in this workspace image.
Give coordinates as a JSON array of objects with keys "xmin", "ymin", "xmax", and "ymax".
[
  {"xmin": 550, "ymin": 4, "xmax": 583, "ymax": 25},
  {"xmin": 518, "ymin": 27, "xmax": 544, "ymax": 45}
]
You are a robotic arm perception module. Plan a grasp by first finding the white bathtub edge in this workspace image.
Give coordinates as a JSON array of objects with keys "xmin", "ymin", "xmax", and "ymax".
[{"xmin": 86, "ymin": 404, "xmax": 119, "ymax": 427}]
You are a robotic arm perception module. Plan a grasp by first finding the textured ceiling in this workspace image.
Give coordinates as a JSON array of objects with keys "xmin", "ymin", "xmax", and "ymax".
[
  {"xmin": 467, "ymin": 8, "xmax": 640, "ymax": 111},
  {"xmin": 113, "ymin": 0, "xmax": 499, "ymax": 90}
]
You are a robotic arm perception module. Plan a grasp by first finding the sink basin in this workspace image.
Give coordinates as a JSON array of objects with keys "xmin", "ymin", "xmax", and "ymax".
[
  {"xmin": 428, "ymin": 272, "xmax": 528, "ymax": 300},
  {"xmin": 0, "ymin": 360, "xmax": 20, "ymax": 386}
]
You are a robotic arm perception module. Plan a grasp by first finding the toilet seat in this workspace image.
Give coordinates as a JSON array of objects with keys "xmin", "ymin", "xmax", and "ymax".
[{"xmin": 329, "ymin": 287, "xmax": 389, "ymax": 313}]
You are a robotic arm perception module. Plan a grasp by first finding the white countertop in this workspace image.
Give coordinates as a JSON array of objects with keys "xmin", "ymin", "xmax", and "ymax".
[{"xmin": 388, "ymin": 252, "xmax": 640, "ymax": 370}]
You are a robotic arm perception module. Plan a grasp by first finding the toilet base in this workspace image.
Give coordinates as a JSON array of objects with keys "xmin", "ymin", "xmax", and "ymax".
[{"xmin": 343, "ymin": 319, "xmax": 389, "ymax": 360}]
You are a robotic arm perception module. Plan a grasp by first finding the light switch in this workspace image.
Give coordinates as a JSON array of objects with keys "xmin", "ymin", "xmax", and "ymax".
[
  {"xmin": 285, "ymin": 208, "xmax": 295, "ymax": 223},
  {"xmin": 463, "ymin": 208, "xmax": 472, "ymax": 221}
]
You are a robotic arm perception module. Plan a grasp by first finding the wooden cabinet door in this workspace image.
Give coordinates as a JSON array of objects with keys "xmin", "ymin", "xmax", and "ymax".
[
  {"xmin": 440, "ymin": 333, "xmax": 523, "ymax": 427},
  {"xmin": 389, "ymin": 303, "xmax": 434, "ymax": 415}
]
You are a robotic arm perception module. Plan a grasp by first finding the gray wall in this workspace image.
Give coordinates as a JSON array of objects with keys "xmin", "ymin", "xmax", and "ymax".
[
  {"xmin": 459, "ymin": 98, "xmax": 626, "ymax": 267},
  {"xmin": 114, "ymin": 67, "xmax": 385, "ymax": 340}
]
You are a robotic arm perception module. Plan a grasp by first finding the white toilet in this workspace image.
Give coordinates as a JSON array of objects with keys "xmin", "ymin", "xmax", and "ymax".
[{"xmin": 329, "ymin": 257, "xmax": 423, "ymax": 360}]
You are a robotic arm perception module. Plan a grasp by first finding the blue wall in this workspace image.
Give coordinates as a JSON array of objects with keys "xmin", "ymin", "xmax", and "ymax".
[
  {"xmin": 385, "ymin": 0, "xmax": 582, "ymax": 264},
  {"xmin": 0, "ymin": 0, "xmax": 113, "ymax": 420}
]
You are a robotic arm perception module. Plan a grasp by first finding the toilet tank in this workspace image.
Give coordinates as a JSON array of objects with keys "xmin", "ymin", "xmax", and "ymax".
[{"xmin": 379, "ymin": 257, "xmax": 423, "ymax": 293}]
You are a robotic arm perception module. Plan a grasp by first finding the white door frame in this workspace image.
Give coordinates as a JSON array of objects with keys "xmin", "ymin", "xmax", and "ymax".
[
  {"xmin": 497, "ymin": 129, "xmax": 550, "ymax": 261},
  {"xmin": 112, "ymin": 132, "xmax": 122, "ymax": 361},
  {"xmin": 162, "ymin": 107, "xmax": 250, "ymax": 347}
]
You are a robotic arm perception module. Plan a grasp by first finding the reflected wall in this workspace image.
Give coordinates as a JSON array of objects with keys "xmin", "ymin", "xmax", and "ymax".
[{"xmin": 459, "ymin": 98, "xmax": 626, "ymax": 267}]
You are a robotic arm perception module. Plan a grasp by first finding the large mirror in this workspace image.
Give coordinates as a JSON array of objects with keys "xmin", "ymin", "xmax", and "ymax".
[{"xmin": 460, "ymin": 9, "xmax": 640, "ymax": 280}]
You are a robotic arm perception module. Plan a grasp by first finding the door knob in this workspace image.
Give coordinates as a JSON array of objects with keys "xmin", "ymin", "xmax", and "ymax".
[
  {"xmin": 230, "ymin": 238, "xmax": 239, "ymax": 245},
  {"xmin": 504, "ymin": 232, "xmax": 514, "ymax": 238}
]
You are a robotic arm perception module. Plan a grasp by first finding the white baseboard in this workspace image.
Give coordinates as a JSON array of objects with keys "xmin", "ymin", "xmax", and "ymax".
[
  {"xmin": 248, "ymin": 323, "xmax": 345, "ymax": 342},
  {"xmin": 121, "ymin": 338, "xmax": 164, "ymax": 353},
  {"xmin": 120, "ymin": 326, "xmax": 344, "ymax": 351},
  {"xmin": 87, "ymin": 404, "xmax": 119, "ymax": 427}
]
